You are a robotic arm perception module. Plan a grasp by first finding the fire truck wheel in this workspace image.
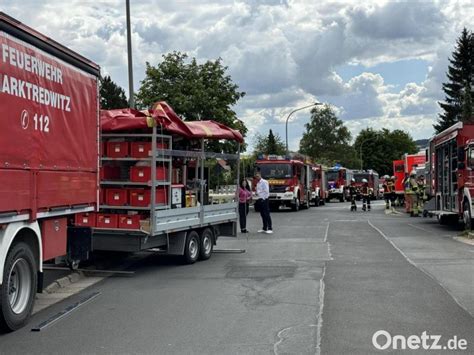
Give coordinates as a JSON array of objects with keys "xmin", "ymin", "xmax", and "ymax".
[
  {"xmin": 0, "ymin": 242, "xmax": 37, "ymax": 332},
  {"xmin": 199, "ymin": 228, "xmax": 214, "ymax": 260},
  {"xmin": 183, "ymin": 231, "xmax": 200, "ymax": 264},
  {"xmin": 463, "ymin": 202, "xmax": 472, "ymax": 231},
  {"xmin": 292, "ymin": 198, "xmax": 300, "ymax": 211}
]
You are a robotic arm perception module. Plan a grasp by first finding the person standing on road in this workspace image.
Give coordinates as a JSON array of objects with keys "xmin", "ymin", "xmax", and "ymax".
[
  {"xmin": 349, "ymin": 178, "xmax": 358, "ymax": 211},
  {"xmin": 361, "ymin": 178, "xmax": 371, "ymax": 211},
  {"xmin": 255, "ymin": 172, "xmax": 273, "ymax": 234},
  {"xmin": 238, "ymin": 179, "xmax": 252, "ymax": 233}
]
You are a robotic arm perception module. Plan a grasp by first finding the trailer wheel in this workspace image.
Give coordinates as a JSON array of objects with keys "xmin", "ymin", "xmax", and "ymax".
[
  {"xmin": 199, "ymin": 228, "xmax": 214, "ymax": 261},
  {"xmin": 183, "ymin": 231, "xmax": 200, "ymax": 264},
  {"xmin": 0, "ymin": 242, "xmax": 37, "ymax": 332},
  {"xmin": 463, "ymin": 202, "xmax": 472, "ymax": 231}
]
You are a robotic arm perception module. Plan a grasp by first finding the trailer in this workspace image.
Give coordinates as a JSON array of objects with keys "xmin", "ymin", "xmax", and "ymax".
[
  {"xmin": 0, "ymin": 12, "xmax": 100, "ymax": 331},
  {"xmin": 426, "ymin": 122, "xmax": 474, "ymax": 228},
  {"xmin": 91, "ymin": 104, "xmax": 241, "ymax": 260}
]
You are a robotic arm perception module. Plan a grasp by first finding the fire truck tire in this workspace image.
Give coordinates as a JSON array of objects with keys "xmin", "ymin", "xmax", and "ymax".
[
  {"xmin": 292, "ymin": 198, "xmax": 300, "ymax": 211},
  {"xmin": 183, "ymin": 231, "xmax": 200, "ymax": 264},
  {"xmin": 0, "ymin": 242, "xmax": 37, "ymax": 332},
  {"xmin": 463, "ymin": 202, "xmax": 472, "ymax": 231},
  {"xmin": 199, "ymin": 228, "xmax": 214, "ymax": 260}
]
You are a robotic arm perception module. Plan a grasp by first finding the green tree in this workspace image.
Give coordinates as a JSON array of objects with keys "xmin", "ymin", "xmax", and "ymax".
[
  {"xmin": 354, "ymin": 128, "xmax": 418, "ymax": 175},
  {"xmin": 435, "ymin": 28, "xmax": 474, "ymax": 133},
  {"xmin": 100, "ymin": 75, "xmax": 128, "ymax": 109},
  {"xmin": 253, "ymin": 129, "xmax": 286, "ymax": 157},
  {"xmin": 299, "ymin": 105, "xmax": 359, "ymax": 168},
  {"xmin": 136, "ymin": 52, "xmax": 246, "ymax": 152}
]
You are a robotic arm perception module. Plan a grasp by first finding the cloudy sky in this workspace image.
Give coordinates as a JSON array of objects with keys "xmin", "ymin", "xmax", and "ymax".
[{"xmin": 3, "ymin": 0, "xmax": 473, "ymax": 151}]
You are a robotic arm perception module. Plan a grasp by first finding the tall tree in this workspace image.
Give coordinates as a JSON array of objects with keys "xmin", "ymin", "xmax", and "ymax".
[
  {"xmin": 299, "ymin": 105, "xmax": 359, "ymax": 168},
  {"xmin": 354, "ymin": 128, "xmax": 418, "ymax": 175},
  {"xmin": 253, "ymin": 129, "xmax": 286, "ymax": 157},
  {"xmin": 136, "ymin": 52, "xmax": 246, "ymax": 152},
  {"xmin": 435, "ymin": 28, "xmax": 474, "ymax": 133},
  {"xmin": 100, "ymin": 75, "xmax": 128, "ymax": 109}
]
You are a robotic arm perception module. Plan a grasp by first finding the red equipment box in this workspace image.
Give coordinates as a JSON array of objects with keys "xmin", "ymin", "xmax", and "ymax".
[
  {"xmin": 106, "ymin": 141, "xmax": 129, "ymax": 158},
  {"xmin": 105, "ymin": 189, "xmax": 128, "ymax": 206},
  {"xmin": 129, "ymin": 188, "xmax": 168, "ymax": 207},
  {"xmin": 118, "ymin": 214, "xmax": 141, "ymax": 229},
  {"xmin": 100, "ymin": 166, "xmax": 121, "ymax": 180},
  {"xmin": 130, "ymin": 166, "xmax": 168, "ymax": 182},
  {"xmin": 130, "ymin": 142, "xmax": 168, "ymax": 158},
  {"xmin": 74, "ymin": 212, "xmax": 97, "ymax": 227},
  {"xmin": 96, "ymin": 213, "xmax": 118, "ymax": 228},
  {"xmin": 41, "ymin": 217, "xmax": 68, "ymax": 261}
]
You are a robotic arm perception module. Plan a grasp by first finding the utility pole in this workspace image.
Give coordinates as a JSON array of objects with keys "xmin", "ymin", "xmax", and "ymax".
[{"xmin": 126, "ymin": 0, "xmax": 134, "ymax": 108}]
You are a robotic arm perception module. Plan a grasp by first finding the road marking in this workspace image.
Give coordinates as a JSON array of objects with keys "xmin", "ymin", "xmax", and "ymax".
[
  {"xmin": 408, "ymin": 223, "xmax": 433, "ymax": 233},
  {"xmin": 324, "ymin": 223, "xmax": 330, "ymax": 243},
  {"xmin": 315, "ymin": 264, "xmax": 327, "ymax": 355},
  {"xmin": 367, "ymin": 220, "xmax": 473, "ymax": 318}
]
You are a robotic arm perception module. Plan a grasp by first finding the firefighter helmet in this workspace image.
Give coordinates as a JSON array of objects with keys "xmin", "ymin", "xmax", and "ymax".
[
  {"xmin": 391, "ymin": 176, "xmax": 396, "ymax": 180},
  {"xmin": 410, "ymin": 170, "xmax": 416, "ymax": 177},
  {"xmin": 362, "ymin": 178, "xmax": 368, "ymax": 183},
  {"xmin": 351, "ymin": 178, "xmax": 355, "ymax": 182}
]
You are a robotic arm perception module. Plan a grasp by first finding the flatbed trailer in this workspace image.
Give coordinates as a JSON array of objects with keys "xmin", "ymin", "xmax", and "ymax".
[{"xmin": 90, "ymin": 105, "xmax": 241, "ymax": 262}]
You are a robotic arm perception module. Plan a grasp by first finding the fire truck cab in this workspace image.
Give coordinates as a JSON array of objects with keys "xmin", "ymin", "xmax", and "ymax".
[
  {"xmin": 326, "ymin": 166, "xmax": 353, "ymax": 202},
  {"xmin": 255, "ymin": 155, "xmax": 311, "ymax": 211}
]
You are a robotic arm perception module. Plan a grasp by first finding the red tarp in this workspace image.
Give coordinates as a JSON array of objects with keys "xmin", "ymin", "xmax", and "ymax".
[{"xmin": 100, "ymin": 101, "xmax": 244, "ymax": 143}]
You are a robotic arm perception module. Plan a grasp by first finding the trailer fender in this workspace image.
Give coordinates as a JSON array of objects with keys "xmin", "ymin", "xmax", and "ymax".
[
  {"xmin": 167, "ymin": 231, "xmax": 187, "ymax": 255},
  {"xmin": 0, "ymin": 221, "xmax": 42, "ymax": 285}
]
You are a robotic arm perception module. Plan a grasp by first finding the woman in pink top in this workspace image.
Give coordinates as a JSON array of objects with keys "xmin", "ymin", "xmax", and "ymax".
[{"xmin": 239, "ymin": 179, "xmax": 252, "ymax": 233}]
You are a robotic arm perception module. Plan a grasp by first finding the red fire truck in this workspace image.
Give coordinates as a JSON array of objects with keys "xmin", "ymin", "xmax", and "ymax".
[
  {"xmin": 254, "ymin": 155, "xmax": 311, "ymax": 211},
  {"xmin": 326, "ymin": 166, "xmax": 353, "ymax": 202},
  {"xmin": 393, "ymin": 153, "xmax": 426, "ymax": 203},
  {"xmin": 310, "ymin": 164, "xmax": 327, "ymax": 206},
  {"xmin": 0, "ymin": 13, "xmax": 100, "ymax": 330},
  {"xmin": 426, "ymin": 122, "xmax": 474, "ymax": 228},
  {"xmin": 352, "ymin": 170, "xmax": 380, "ymax": 200}
]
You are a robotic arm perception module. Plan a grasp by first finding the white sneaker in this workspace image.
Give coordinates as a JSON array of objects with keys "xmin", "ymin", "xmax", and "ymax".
[
  {"xmin": 258, "ymin": 229, "xmax": 266, "ymax": 233},
  {"xmin": 265, "ymin": 230, "xmax": 273, "ymax": 234}
]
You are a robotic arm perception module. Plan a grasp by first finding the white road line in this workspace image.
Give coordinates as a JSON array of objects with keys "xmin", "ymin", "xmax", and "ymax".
[
  {"xmin": 324, "ymin": 222, "xmax": 330, "ymax": 243},
  {"xmin": 408, "ymin": 223, "xmax": 433, "ymax": 233},
  {"xmin": 315, "ymin": 264, "xmax": 327, "ymax": 355},
  {"xmin": 367, "ymin": 220, "xmax": 473, "ymax": 318}
]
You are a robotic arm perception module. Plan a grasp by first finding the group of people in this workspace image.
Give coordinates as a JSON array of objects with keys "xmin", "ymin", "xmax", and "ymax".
[
  {"xmin": 238, "ymin": 173, "xmax": 273, "ymax": 234},
  {"xmin": 349, "ymin": 178, "xmax": 373, "ymax": 212}
]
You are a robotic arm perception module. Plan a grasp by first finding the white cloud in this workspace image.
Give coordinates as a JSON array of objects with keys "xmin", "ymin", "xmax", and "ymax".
[{"xmin": 1, "ymin": 0, "xmax": 472, "ymax": 151}]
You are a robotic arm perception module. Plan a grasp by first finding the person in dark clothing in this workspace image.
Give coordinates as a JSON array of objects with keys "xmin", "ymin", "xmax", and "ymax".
[
  {"xmin": 238, "ymin": 179, "xmax": 252, "ymax": 233},
  {"xmin": 361, "ymin": 178, "xmax": 371, "ymax": 211},
  {"xmin": 255, "ymin": 173, "xmax": 273, "ymax": 234},
  {"xmin": 349, "ymin": 178, "xmax": 358, "ymax": 211}
]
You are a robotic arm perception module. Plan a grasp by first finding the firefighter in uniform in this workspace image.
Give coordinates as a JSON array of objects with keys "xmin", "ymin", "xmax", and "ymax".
[
  {"xmin": 403, "ymin": 173, "xmax": 411, "ymax": 213},
  {"xmin": 389, "ymin": 176, "xmax": 397, "ymax": 209},
  {"xmin": 349, "ymin": 178, "xmax": 358, "ymax": 211},
  {"xmin": 361, "ymin": 178, "xmax": 372, "ymax": 211},
  {"xmin": 416, "ymin": 175, "xmax": 426, "ymax": 215},
  {"xmin": 408, "ymin": 171, "xmax": 419, "ymax": 216},
  {"xmin": 382, "ymin": 175, "xmax": 391, "ymax": 210}
]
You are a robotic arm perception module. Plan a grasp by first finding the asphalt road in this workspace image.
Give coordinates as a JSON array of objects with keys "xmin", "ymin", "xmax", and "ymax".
[{"xmin": 1, "ymin": 200, "xmax": 473, "ymax": 354}]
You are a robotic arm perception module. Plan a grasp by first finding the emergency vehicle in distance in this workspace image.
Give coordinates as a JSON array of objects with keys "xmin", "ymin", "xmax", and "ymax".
[
  {"xmin": 310, "ymin": 164, "xmax": 327, "ymax": 206},
  {"xmin": 393, "ymin": 153, "xmax": 426, "ymax": 204},
  {"xmin": 352, "ymin": 170, "xmax": 380, "ymax": 200},
  {"xmin": 254, "ymin": 154, "xmax": 312, "ymax": 211},
  {"xmin": 425, "ymin": 121, "xmax": 474, "ymax": 229},
  {"xmin": 326, "ymin": 166, "xmax": 354, "ymax": 202}
]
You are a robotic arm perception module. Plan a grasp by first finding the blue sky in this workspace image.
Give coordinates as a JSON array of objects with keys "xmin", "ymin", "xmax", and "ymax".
[{"xmin": 2, "ymin": 0, "xmax": 473, "ymax": 151}]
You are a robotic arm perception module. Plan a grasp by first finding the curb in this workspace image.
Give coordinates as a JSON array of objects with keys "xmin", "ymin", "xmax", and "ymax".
[
  {"xmin": 453, "ymin": 236, "xmax": 474, "ymax": 246},
  {"xmin": 43, "ymin": 271, "xmax": 85, "ymax": 294}
]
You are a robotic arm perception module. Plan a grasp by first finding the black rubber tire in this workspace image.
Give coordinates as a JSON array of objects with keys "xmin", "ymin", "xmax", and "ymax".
[
  {"xmin": 292, "ymin": 198, "xmax": 300, "ymax": 211},
  {"xmin": 463, "ymin": 202, "xmax": 472, "ymax": 231},
  {"xmin": 183, "ymin": 231, "xmax": 200, "ymax": 264},
  {"xmin": 0, "ymin": 242, "xmax": 37, "ymax": 332},
  {"xmin": 199, "ymin": 228, "xmax": 214, "ymax": 261}
]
